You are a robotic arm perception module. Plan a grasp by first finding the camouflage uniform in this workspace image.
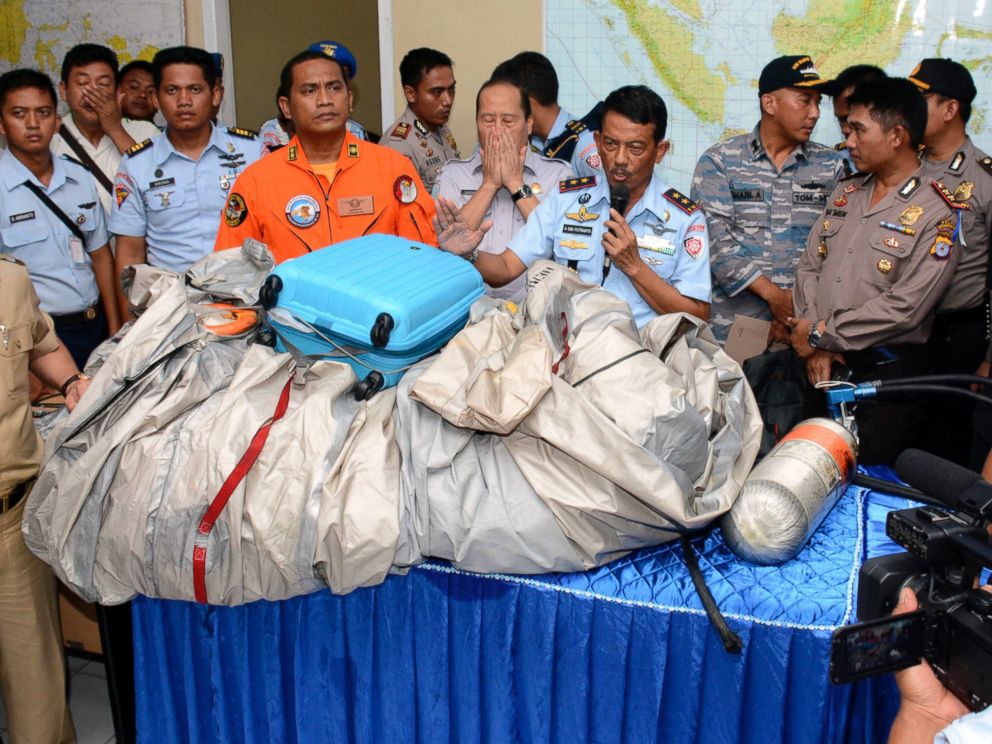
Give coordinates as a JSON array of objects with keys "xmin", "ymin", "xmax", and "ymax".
[{"xmin": 691, "ymin": 124, "xmax": 846, "ymax": 340}]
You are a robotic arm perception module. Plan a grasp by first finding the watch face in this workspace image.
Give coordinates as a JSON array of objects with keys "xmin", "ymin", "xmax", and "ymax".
[{"xmin": 518, "ymin": 184, "xmax": 533, "ymax": 197}]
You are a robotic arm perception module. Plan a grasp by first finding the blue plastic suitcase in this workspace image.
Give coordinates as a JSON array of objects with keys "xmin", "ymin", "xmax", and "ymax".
[{"xmin": 258, "ymin": 234, "xmax": 484, "ymax": 399}]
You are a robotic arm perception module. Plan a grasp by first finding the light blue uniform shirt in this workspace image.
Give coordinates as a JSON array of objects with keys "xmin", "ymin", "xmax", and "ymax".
[
  {"xmin": 508, "ymin": 173, "xmax": 711, "ymax": 327},
  {"xmin": 530, "ymin": 107, "xmax": 601, "ymax": 180},
  {"xmin": 110, "ymin": 124, "xmax": 264, "ymax": 272},
  {"xmin": 0, "ymin": 150, "xmax": 108, "ymax": 314}
]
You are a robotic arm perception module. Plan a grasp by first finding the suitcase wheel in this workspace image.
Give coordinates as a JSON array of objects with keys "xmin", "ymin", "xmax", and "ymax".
[
  {"xmin": 370, "ymin": 313, "xmax": 394, "ymax": 349},
  {"xmin": 258, "ymin": 275, "xmax": 283, "ymax": 309},
  {"xmin": 354, "ymin": 371, "xmax": 385, "ymax": 401}
]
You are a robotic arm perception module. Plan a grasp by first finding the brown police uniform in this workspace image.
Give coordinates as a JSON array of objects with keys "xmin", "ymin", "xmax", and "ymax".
[
  {"xmin": 794, "ymin": 171, "xmax": 961, "ymax": 464},
  {"xmin": 382, "ymin": 105, "xmax": 460, "ymax": 193},
  {"xmin": 918, "ymin": 139, "xmax": 992, "ymax": 463},
  {"xmin": 0, "ymin": 254, "xmax": 75, "ymax": 744}
]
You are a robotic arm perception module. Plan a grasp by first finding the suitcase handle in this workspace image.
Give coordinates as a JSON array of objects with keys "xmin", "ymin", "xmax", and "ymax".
[
  {"xmin": 259, "ymin": 275, "xmax": 283, "ymax": 309},
  {"xmin": 370, "ymin": 313, "xmax": 394, "ymax": 349}
]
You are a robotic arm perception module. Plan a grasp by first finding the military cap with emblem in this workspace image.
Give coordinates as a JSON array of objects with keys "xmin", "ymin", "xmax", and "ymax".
[
  {"xmin": 908, "ymin": 58, "xmax": 977, "ymax": 105},
  {"xmin": 758, "ymin": 54, "xmax": 831, "ymax": 95},
  {"xmin": 307, "ymin": 40, "xmax": 358, "ymax": 79}
]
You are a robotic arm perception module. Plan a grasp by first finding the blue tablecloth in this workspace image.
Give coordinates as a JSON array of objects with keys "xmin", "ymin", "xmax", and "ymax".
[{"xmin": 132, "ymin": 478, "xmax": 912, "ymax": 743}]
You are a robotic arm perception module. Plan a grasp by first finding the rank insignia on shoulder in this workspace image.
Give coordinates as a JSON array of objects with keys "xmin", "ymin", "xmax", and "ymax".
[
  {"xmin": 288, "ymin": 145, "xmax": 298, "ymax": 162},
  {"xmin": 559, "ymin": 176, "xmax": 596, "ymax": 193},
  {"xmin": 227, "ymin": 126, "xmax": 258, "ymax": 140},
  {"xmin": 663, "ymin": 188, "xmax": 698, "ymax": 214},
  {"xmin": 834, "ymin": 141, "xmax": 847, "ymax": 150},
  {"xmin": 391, "ymin": 122, "xmax": 410, "ymax": 140},
  {"xmin": 949, "ymin": 152, "xmax": 965, "ymax": 172},
  {"xmin": 932, "ymin": 180, "xmax": 970, "ymax": 210},
  {"xmin": 347, "ymin": 143, "xmax": 359, "ymax": 158},
  {"xmin": 125, "ymin": 139, "xmax": 152, "ymax": 157},
  {"xmin": 898, "ymin": 177, "xmax": 921, "ymax": 198},
  {"xmin": 977, "ymin": 156, "xmax": 992, "ymax": 178},
  {"xmin": 565, "ymin": 119, "xmax": 587, "ymax": 133}
]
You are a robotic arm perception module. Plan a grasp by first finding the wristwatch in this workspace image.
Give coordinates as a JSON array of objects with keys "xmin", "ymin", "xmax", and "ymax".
[
  {"xmin": 60, "ymin": 372, "xmax": 90, "ymax": 398},
  {"xmin": 467, "ymin": 247, "xmax": 480, "ymax": 264},
  {"xmin": 511, "ymin": 183, "xmax": 534, "ymax": 203},
  {"xmin": 808, "ymin": 323, "xmax": 823, "ymax": 349}
]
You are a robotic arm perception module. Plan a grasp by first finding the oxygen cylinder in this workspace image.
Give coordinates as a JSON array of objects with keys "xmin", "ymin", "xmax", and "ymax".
[{"xmin": 721, "ymin": 418, "xmax": 858, "ymax": 565}]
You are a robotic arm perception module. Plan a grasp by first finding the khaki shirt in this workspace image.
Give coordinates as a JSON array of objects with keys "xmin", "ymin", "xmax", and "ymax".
[
  {"xmin": 435, "ymin": 147, "xmax": 572, "ymax": 301},
  {"xmin": 382, "ymin": 106, "xmax": 460, "ymax": 193},
  {"xmin": 0, "ymin": 254, "xmax": 60, "ymax": 493},
  {"xmin": 794, "ymin": 170, "xmax": 959, "ymax": 350},
  {"xmin": 919, "ymin": 137, "xmax": 992, "ymax": 313}
]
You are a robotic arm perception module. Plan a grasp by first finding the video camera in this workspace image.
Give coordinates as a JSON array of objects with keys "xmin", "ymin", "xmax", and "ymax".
[{"xmin": 828, "ymin": 449, "xmax": 992, "ymax": 711}]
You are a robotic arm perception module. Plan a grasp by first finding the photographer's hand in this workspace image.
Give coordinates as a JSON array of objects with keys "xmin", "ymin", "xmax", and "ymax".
[{"xmin": 888, "ymin": 587, "xmax": 973, "ymax": 744}]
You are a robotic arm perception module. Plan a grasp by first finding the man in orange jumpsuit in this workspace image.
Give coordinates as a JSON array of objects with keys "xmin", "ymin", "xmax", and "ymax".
[{"xmin": 214, "ymin": 48, "xmax": 438, "ymax": 262}]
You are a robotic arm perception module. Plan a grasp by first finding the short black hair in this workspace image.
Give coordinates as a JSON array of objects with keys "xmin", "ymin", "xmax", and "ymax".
[
  {"xmin": 399, "ymin": 47, "xmax": 453, "ymax": 89},
  {"xmin": 934, "ymin": 92, "xmax": 972, "ymax": 124},
  {"xmin": 825, "ymin": 64, "xmax": 887, "ymax": 97},
  {"xmin": 278, "ymin": 49, "xmax": 349, "ymax": 102},
  {"xmin": 475, "ymin": 77, "xmax": 531, "ymax": 119},
  {"xmin": 0, "ymin": 68, "xmax": 58, "ymax": 109},
  {"xmin": 119, "ymin": 59, "xmax": 154, "ymax": 83},
  {"xmin": 152, "ymin": 46, "xmax": 216, "ymax": 90},
  {"xmin": 602, "ymin": 85, "xmax": 668, "ymax": 142},
  {"xmin": 847, "ymin": 78, "xmax": 927, "ymax": 149},
  {"xmin": 60, "ymin": 43, "xmax": 119, "ymax": 84},
  {"xmin": 491, "ymin": 52, "xmax": 558, "ymax": 107}
]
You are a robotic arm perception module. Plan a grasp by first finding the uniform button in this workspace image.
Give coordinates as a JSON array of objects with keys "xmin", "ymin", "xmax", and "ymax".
[
  {"xmin": 860, "ymin": 218, "xmax": 867, "ymax": 224},
  {"xmin": 848, "ymin": 248, "xmax": 853, "ymax": 253},
  {"xmin": 836, "ymin": 276, "xmax": 842, "ymax": 282}
]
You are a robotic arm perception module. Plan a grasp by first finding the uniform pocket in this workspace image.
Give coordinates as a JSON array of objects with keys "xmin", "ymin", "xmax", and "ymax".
[{"xmin": 1, "ymin": 220, "xmax": 47, "ymax": 248}]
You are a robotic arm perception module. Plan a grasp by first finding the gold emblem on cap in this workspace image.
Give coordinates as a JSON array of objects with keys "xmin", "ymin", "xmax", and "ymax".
[
  {"xmin": 877, "ymin": 258, "xmax": 893, "ymax": 273},
  {"xmin": 899, "ymin": 205, "xmax": 924, "ymax": 226},
  {"xmin": 953, "ymin": 181, "xmax": 974, "ymax": 202}
]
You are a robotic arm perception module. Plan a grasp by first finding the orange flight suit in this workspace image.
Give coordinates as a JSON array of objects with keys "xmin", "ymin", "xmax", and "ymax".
[{"xmin": 214, "ymin": 131, "xmax": 437, "ymax": 262}]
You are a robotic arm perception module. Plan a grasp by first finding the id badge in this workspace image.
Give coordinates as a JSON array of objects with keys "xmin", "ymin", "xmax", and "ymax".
[{"xmin": 70, "ymin": 238, "xmax": 87, "ymax": 267}]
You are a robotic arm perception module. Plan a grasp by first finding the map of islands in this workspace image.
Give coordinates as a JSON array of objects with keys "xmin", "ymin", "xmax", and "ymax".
[
  {"xmin": 548, "ymin": 0, "xmax": 992, "ymax": 190},
  {"xmin": 0, "ymin": 0, "xmax": 181, "ymax": 102}
]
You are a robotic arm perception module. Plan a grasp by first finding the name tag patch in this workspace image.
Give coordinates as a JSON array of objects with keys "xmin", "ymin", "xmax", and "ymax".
[
  {"xmin": 793, "ymin": 190, "xmax": 827, "ymax": 205},
  {"xmin": 149, "ymin": 177, "xmax": 176, "ymax": 189},
  {"xmin": 337, "ymin": 195, "xmax": 375, "ymax": 216},
  {"xmin": 562, "ymin": 224, "xmax": 593, "ymax": 236},
  {"xmin": 731, "ymin": 188, "xmax": 764, "ymax": 201},
  {"xmin": 10, "ymin": 211, "xmax": 35, "ymax": 223}
]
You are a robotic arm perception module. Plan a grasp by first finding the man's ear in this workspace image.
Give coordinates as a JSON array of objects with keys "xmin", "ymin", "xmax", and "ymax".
[
  {"xmin": 403, "ymin": 85, "xmax": 416, "ymax": 106},
  {"xmin": 278, "ymin": 96, "xmax": 291, "ymax": 121}
]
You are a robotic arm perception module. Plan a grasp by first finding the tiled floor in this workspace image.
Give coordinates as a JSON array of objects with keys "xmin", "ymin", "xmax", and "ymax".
[{"xmin": 0, "ymin": 655, "xmax": 116, "ymax": 744}]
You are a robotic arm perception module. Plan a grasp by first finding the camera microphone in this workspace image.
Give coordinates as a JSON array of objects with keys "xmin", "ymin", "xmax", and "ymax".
[
  {"xmin": 895, "ymin": 448, "xmax": 992, "ymax": 517},
  {"xmin": 603, "ymin": 183, "xmax": 630, "ymax": 283}
]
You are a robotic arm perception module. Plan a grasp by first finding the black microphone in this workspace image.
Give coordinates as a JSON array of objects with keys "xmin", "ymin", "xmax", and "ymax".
[
  {"xmin": 895, "ymin": 448, "xmax": 992, "ymax": 515},
  {"xmin": 603, "ymin": 183, "xmax": 630, "ymax": 283}
]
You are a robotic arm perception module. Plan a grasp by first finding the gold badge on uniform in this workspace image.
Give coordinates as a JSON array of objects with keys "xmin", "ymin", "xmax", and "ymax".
[
  {"xmin": 347, "ymin": 143, "xmax": 359, "ymax": 158},
  {"xmin": 953, "ymin": 181, "xmax": 974, "ymax": 201},
  {"xmin": 899, "ymin": 205, "xmax": 923, "ymax": 226},
  {"xmin": 877, "ymin": 258, "xmax": 893, "ymax": 273},
  {"xmin": 531, "ymin": 182, "xmax": 542, "ymax": 195},
  {"xmin": 559, "ymin": 239, "xmax": 588, "ymax": 250},
  {"xmin": 227, "ymin": 142, "xmax": 235, "ymax": 153},
  {"xmin": 883, "ymin": 236, "xmax": 899, "ymax": 249},
  {"xmin": 833, "ymin": 195, "xmax": 847, "ymax": 207},
  {"xmin": 822, "ymin": 220, "xmax": 830, "ymax": 231},
  {"xmin": 565, "ymin": 206, "xmax": 599, "ymax": 222},
  {"xmin": 817, "ymin": 241, "xmax": 827, "ymax": 258}
]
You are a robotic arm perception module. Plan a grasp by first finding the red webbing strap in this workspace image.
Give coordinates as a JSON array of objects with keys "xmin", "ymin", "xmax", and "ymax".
[{"xmin": 192, "ymin": 372, "xmax": 295, "ymax": 604}]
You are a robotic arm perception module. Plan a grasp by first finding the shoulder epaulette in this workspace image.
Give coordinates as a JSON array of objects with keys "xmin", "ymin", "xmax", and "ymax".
[
  {"xmin": 834, "ymin": 141, "xmax": 847, "ymax": 151},
  {"xmin": 565, "ymin": 119, "xmax": 587, "ymax": 134},
  {"xmin": 545, "ymin": 131, "xmax": 579, "ymax": 161},
  {"xmin": 0, "ymin": 253, "xmax": 25, "ymax": 266},
  {"xmin": 390, "ymin": 122, "xmax": 410, "ymax": 140},
  {"xmin": 227, "ymin": 126, "xmax": 257, "ymax": 140},
  {"xmin": 897, "ymin": 176, "xmax": 921, "ymax": 199},
  {"xmin": 125, "ymin": 139, "xmax": 153, "ymax": 158},
  {"xmin": 663, "ymin": 188, "xmax": 699, "ymax": 214},
  {"xmin": 977, "ymin": 156, "xmax": 992, "ymax": 178},
  {"xmin": 559, "ymin": 175, "xmax": 597, "ymax": 193},
  {"xmin": 932, "ymin": 180, "xmax": 970, "ymax": 210}
]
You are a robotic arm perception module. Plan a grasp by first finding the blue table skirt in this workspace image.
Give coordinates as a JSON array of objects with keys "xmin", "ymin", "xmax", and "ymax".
[{"xmin": 132, "ymin": 478, "xmax": 911, "ymax": 744}]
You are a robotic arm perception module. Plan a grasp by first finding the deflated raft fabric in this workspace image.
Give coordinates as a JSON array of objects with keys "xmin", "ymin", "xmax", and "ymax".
[{"xmin": 23, "ymin": 244, "xmax": 762, "ymax": 606}]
